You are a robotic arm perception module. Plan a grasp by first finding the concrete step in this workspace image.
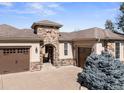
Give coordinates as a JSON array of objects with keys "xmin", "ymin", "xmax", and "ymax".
[{"xmin": 42, "ymin": 63, "xmax": 56, "ymax": 71}]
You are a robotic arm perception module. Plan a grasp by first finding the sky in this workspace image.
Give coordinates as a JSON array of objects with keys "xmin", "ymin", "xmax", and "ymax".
[{"xmin": 0, "ymin": 2, "xmax": 121, "ymax": 32}]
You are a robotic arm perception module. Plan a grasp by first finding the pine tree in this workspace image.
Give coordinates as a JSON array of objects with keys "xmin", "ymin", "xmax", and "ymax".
[
  {"xmin": 77, "ymin": 51, "xmax": 124, "ymax": 90},
  {"xmin": 117, "ymin": 3, "xmax": 124, "ymax": 32},
  {"xmin": 105, "ymin": 19, "xmax": 115, "ymax": 32}
]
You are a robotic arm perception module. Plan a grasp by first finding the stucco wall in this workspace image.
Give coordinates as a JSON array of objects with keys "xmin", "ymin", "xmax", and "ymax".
[
  {"xmin": 0, "ymin": 43, "xmax": 40, "ymax": 63},
  {"xmin": 95, "ymin": 42, "xmax": 124, "ymax": 61},
  {"xmin": 120, "ymin": 43, "xmax": 124, "ymax": 61},
  {"xmin": 59, "ymin": 43, "xmax": 73, "ymax": 59},
  {"xmin": 95, "ymin": 43, "xmax": 104, "ymax": 55}
]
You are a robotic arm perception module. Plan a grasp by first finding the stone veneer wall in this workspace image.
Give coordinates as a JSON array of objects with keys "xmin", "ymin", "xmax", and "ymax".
[
  {"xmin": 36, "ymin": 27, "xmax": 60, "ymax": 66},
  {"xmin": 30, "ymin": 62, "xmax": 41, "ymax": 71},
  {"xmin": 59, "ymin": 59, "xmax": 76, "ymax": 66},
  {"xmin": 107, "ymin": 43, "xmax": 115, "ymax": 57}
]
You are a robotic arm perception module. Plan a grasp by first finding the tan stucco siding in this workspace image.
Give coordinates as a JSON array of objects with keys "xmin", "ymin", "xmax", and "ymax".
[
  {"xmin": 95, "ymin": 43, "xmax": 104, "ymax": 55},
  {"xmin": 120, "ymin": 43, "xmax": 124, "ymax": 61},
  {"xmin": 0, "ymin": 43, "xmax": 40, "ymax": 63},
  {"xmin": 59, "ymin": 43, "xmax": 73, "ymax": 59},
  {"xmin": 95, "ymin": 42, "xmax": 124, "ymax": 61}
]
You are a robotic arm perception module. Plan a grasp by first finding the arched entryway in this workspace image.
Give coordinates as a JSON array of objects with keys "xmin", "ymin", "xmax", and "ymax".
[{"xmin": 43, "ymin": 44, "xmax": 54, "ymax": 64}]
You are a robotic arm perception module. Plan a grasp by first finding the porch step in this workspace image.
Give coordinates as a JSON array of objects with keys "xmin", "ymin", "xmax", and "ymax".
[{"xmin": 42, "ymin": 63, "xmax": 56, "ymax": 71}]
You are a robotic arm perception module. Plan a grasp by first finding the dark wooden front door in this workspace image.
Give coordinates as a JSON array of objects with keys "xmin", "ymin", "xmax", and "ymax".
[
  {"xmin": 44, "ymin": 45, "xmax": 54, "ymax": 64},
  {"xmin": 78, "ymin": 47, "xmax": 91, "ymax": 68},
  {"xmin": 0, "ymin": 48, "xmax": 30, "ymax": 74}
]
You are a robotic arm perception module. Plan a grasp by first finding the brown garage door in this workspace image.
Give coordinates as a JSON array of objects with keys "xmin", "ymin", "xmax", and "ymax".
[
  {"xmin": 78, "ymin": 47, "xmax": 91, "ymax": 68},
  {"xmin": 0, "ymin": 47, "xmax": 30, "ymax": 74}
]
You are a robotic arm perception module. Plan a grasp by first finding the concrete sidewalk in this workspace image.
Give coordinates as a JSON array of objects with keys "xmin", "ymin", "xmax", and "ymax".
[{"xmin": 0, "ymin": 66, "xmax": 87, "ymax": 90}]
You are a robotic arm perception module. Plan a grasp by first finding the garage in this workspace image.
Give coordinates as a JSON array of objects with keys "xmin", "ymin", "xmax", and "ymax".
[
  {"xmin": 0, "ymin": 47, "xmax": 30, "ymax": 74},
  {"xmin": 78, "ymin": 47, "xmax": 91, "ymax": 68}
]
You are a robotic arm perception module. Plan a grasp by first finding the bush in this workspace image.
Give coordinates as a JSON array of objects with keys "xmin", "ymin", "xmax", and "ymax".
[{"xmin": 77, "ymin": 51, "xmax": 124, "ymax": 90}]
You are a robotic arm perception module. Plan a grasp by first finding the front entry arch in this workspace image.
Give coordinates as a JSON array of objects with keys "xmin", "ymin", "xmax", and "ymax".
[{"xmin": 43, "ymin": 44, "xmax": 54, "ymax": 64}]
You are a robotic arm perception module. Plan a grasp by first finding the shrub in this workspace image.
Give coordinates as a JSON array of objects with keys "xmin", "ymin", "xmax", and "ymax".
[{"xmin": 77, "ymin": 51, "xmax": 124, "ymax": 90}]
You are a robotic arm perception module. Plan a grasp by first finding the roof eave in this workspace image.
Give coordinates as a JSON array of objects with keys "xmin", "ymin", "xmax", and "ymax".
[
  {"xmin": 31, "ymin": 23, "xmax": 63, "ymax": 29},
  {"xmin": 0, "ymin": 37, "xmax": 41, "ymax": 42}
]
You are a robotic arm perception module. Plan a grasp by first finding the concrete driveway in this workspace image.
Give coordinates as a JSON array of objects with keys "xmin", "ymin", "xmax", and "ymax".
[{"xmin": 0, "ymin": 66, "xmax": 86, "ymax": 90}]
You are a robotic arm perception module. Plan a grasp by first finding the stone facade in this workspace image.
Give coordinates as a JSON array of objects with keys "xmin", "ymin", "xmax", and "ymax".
[
  {"xmin": 30, "ymin": 62, "xmax": 41, "ymax": 71},
  {"xmin": 31, "ymin": 20, "xmax": 77, "ymax": 69},
  {"xmin": 59, "ymin": 59, "xmax": 76, "ymax": 66},
  {"xmin": 36, "ymin": 26, "xmax": 60, "ymax": 66},
  {"xmin": 107, "ymin": 43, "xmax": 115, "ymax": 57},
  {"xmin": 33, "ymin": 25, "xmax": 77, "ymax": 67}
]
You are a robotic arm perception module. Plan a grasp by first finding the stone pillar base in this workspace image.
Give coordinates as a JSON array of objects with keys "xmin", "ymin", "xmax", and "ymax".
[{"xmin": 30, "ymin": 62, "xmax": 41, "ymax": 71}]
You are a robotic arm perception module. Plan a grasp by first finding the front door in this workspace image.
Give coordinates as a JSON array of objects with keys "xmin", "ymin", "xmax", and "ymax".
[
  {"xmin": 78, "ymin": 47, "xmax": 91, "ymax": 68},
  {"xmin": 44, "ymin": 45, "xmax": 54, "ymax": 64}
]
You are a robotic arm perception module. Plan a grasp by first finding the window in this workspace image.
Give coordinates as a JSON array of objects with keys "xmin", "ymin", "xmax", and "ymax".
[
  {"xmin": 2, "ymin": 48, "xmax": 29, "ymax": 54},
  {"xmin": 115, "ymin": 42, "xmax": 120, "ymax": 59},
  {"xmin": 64, "ymin": 43, "xmax": 68, "ymax": 55},
  {"xmin": 35, "ymin": 47, "xmax": 38, "ymax": 54}
]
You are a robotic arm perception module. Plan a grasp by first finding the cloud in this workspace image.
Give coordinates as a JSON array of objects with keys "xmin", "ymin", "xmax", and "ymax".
[
  {"xmin": 26, "ymin": 2, "xmax": 63, "ymax": 15},
  {"xmin": 22, "ymin": 2, "xmax": 63, "ymax": 16},
  {"xmin": 48, "ymin": 3, "xmax": 60, "ymax": 8},
  {"xmin": 28, "ymin": 3, "xmax": 44, "ymax": 10},
  {"xmin": 0, "ymin": 2, "xmax": 13, "ymax": 7},
  {"xmin": 0, "ymin": 2, "xmax": 64, "ymax": 16}
]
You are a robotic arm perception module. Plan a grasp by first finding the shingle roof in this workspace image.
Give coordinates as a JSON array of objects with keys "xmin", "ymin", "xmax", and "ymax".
[
  {"xmin": 0, "ymin": 24, "xmax": 123, "ymax": 42},
  {"xmin": 59, "ymin": 32, "xmax": 73, "ymax": 41},
  {"xmin": 59, "ymin": 27, "xmax": 124, "ymax": 41},
  {"xmin": 0, "ymin": 24, "xmax": 41, "ymax": 41},
  {"xmin": 31, "ymin": 20, "xmax": 63, "ymax": 29}
]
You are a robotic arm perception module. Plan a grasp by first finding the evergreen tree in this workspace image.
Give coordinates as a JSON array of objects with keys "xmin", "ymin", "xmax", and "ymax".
[
  {"xmin": 77, "ymin": 51, "xmax": 124, "ymax": 90},
  {"xmin": 105, "ymin": 19, "xmax": 115, "ymax": 32},
  {"xmin": 117, "ymin": 3, "xmax": 124, "ymax": 32}
]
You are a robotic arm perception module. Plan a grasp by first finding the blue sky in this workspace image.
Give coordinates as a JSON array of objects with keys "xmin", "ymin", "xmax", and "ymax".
[{"xmin": 0, "ymin": 2, "xmax": 121, "ymax": 32}]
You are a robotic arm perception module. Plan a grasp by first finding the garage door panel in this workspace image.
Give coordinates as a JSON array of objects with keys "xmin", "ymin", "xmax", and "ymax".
[
  {"xmin": 0, "ymin": 48, "xmax": 30, "ymax": 74},
  {"xmin": 78, "ymin": 47, "xmax": 91, "ymax": 68}
]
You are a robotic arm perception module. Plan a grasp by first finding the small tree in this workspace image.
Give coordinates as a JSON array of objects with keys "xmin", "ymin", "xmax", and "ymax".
[
  {"xmin": 117, "ymin": 3, "xmax": 124, "ymax": 32},
  {"xmin": 105, "ymin": 19, "xmax": 115, "ymax": 32},
  {"xmin": 77, "ymin": 51, "xmax": 124, "ymax": 90}
]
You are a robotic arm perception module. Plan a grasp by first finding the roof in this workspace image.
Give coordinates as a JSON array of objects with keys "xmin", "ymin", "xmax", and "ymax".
[
  {"xmin": 0, "ymin": 24, "xmax": 40, "ymax": 41},
  {"xmin": 31, "ymin": 20, "xmax": 63, "ymax": 29},
  {"xmin": 0, "ymin": 24, "xmax": 123, "ymax": 42},
  {"xmin": 59, "ymin": 27, "xmax": 124, "ymax": 41},
  {"xmin": 59, "ymin": 32, "xmax": 73, "ymax": 41}
]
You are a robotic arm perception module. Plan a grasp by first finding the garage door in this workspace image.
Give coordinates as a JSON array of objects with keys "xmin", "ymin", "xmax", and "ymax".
[
  {"xmin": 0, "ymin": 47, "xmax": 30, "ymax": 74},
  {"xmin": 78, "ymin": 47, "xmax": 91, "ymax": 68}
]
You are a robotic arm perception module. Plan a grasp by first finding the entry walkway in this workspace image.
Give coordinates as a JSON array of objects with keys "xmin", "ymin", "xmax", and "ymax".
[{"xmin": 0, "ymin": 66, "xmax": 87, "ymax": 90}]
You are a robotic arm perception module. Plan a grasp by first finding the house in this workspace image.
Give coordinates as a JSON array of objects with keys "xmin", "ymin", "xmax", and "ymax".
[{"xmin": 0, "ymin": 20, "xmax": 124, "ymax": 74}]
